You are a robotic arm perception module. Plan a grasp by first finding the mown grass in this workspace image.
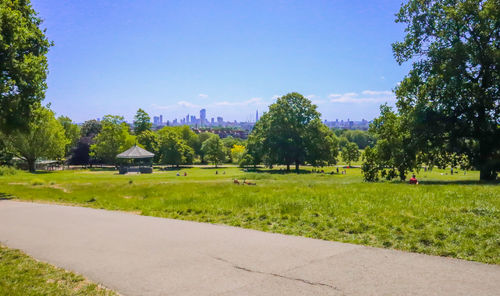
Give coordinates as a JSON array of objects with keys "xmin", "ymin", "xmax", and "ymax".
[
  {"xmin": 0, "ymin": 245, "xmax": 116, "ymax": 296},
  {"xmin": 0, "ymin": 166, "xmax": 498, "ymax": 264}
]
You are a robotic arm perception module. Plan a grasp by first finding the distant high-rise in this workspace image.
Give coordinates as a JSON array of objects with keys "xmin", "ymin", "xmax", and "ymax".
[
  {"xmin": 256, "ymin": 110, "xmax": 259, "ymax": 122},
  {"xmin": 159, "ymin": 115, "xmax": 163, "ymax": 125},
  {"xmin": 186, "ymin": 114, "xmax": 189, "ymax": 123},
  {"xmin": 200, "ymin": 109, "xmax": 206, "ymax": 125}
]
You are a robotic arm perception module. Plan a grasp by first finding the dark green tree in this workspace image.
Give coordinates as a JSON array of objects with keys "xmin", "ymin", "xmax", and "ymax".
[
  {"xmin": 137, "ymin": 130, "xmax": 160, "ymax": 162},
  {"xmin": 58, "ymin": 116, "xmax": 80, "ymax": 156},
  {"xmin": 0, "ymin": 0, "xmax": 52, "ymax": 133},
  {"xmin": 393, "ymin": 0, "xmax": 500, "ymax": 180},
  {"xmin": 90, "ymin": 115, "xmax": 135, "ymax": 164},
  {"xmin": 157, "ymin": 127, "xmax": 194, "ymax": 167},
  {"xmin": 80, "ymin": 120, "xmax": 102, "ymax": 138},
  {"xmin": 341, "ymin": 142, "xmax": 361, "ymax": 166},
  {"xmin": 201, "ymin": 134, "xmax": 226, "ymax": 167},
  {"xmin": 133, "ymin": 109, "xmax": 152, "ymax": 135}
]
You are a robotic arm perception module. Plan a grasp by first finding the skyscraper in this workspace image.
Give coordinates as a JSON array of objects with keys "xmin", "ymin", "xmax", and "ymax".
[
  {"xmin": 256, "ymin": 110, "xmax": 259, "ymax": 122},
  {"xmin": 200, "ymin": 109, "xmax": 206, "ymax": 125}
]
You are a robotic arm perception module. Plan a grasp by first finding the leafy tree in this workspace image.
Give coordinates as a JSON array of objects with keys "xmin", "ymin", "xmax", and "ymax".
[
  {"xmin": 80, "ymin": 120, "xmax": 102, "ymax": 138},
  {"xmin": 4, "ymin": 105, "xmax": 68, "ymax": 172},
  {"xmin": 0, "ymin": 137, "xmax": 14, "ymax": 165},
  {"xmin": 201, "ymin": 134, "xmax": 226, "ymax": 167},
  {"xmin": 341, "ymin": 142, "xmax": 360, "ymax": 166},
  {"xmin": 157, "ymin": 127, "xmax": 193, "ymax": 167},
  {"xmin": 230, "ymin": 144, "xmax": 246, "ymax": 164},
  {"xmin": 305, "ymin": 119, "xmax": 339, "ymax": 166},
  {"xmin": 197, "ymin": 132, "xmax": 215, "ymax": 163},
  {"xmin": 361, "ymin": 146, "xmax": 380, "ymax": 182},
  {"xmin": 342, "ymin": 130, "xmax": 375, "ymax": 149},
  {"xmin": 247, "ymin": 93, "xmax": 334, "ymax": 171},
  {"xmin": 133, "ymin": 108, "xmax": 152, "ymax": 135},
  {"xmin": 137, "ymin": 130, "xmax": 159, "ymax": 162},
  {"xmin": 90, "ymin": 115, "xmax": 135, "ymax": 164},
  {"xmin": 222, "ymin": 136, "xmax": 241, "ymax": 162},
  {"xmin": 363, "ymin": 105, "xmax": 417, "ymax": 181},
  {"xmin": 58, "ymin": 116, "xmax": 80, "ymax": 156},
  {"xmin": 0, "ymin": 0, "xmax": 52, "ymax": 133},
  {"xmin": 393, "ymin": 0, "xmax": 500, "ymax": 180}
]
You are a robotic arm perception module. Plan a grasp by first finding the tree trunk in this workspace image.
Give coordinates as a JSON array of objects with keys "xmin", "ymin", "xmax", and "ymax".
[
  {"xmin": 295, "ymin": 161, "xmax": 299, "ymax": 172},
  {"xmin": 27, "ymin": 159, "xmax": 36, "ymax": 173},
  {"xmin": 286, "ymin": 164, "xmax": 290, "ymax": 171},
  {"xmin": 479, "ymin": 164, "xmax": 496, "ymax": 181}
]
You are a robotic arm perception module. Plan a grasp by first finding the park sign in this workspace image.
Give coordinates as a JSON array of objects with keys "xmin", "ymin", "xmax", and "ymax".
[{"xmin": 117, "ymin": 145, "xmax": 154, "ymax": 159}]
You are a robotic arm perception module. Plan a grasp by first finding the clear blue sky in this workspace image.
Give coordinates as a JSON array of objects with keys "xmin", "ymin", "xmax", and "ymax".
[{"xmin": 32, "ymin": 0, "xmax": 410, "ymax": 123}]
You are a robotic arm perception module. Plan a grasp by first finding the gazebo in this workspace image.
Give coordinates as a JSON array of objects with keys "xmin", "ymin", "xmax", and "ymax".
[{"xmin": 116, "ymin": 145, "xmax": 155, "ymax": 174}]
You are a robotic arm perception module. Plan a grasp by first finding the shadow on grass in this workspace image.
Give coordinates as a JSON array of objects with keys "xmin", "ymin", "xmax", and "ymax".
[
  {"xmin": 0, "ymin": 193, "xmax": 14, "ymax": 200},
  {"xmin": 420, "ymin": 180, "xmax": 500, "ymax": 186},
  {"xmin": 89, "ymin": 167, "xmax": 116, "ymax": 172},
  {"xmin": 244, "ymin": 168, "xmax": 315, "ymax": 175}
]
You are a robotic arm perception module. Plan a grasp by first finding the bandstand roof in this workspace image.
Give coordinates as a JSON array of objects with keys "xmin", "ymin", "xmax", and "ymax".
[{"xmin": 117, "ymin": 145, "xmax": 154, "ymax": 159}]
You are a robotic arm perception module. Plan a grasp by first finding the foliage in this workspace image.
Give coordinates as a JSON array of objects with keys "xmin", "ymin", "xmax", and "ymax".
[
  {"xmin": 0, "ymin": 245, "xmax": 117, "ymax": 296},
  {"xmin": 196, "ymin": 132, "xmax": 214, "ymax": 163},
  {"xmin": 80, "ymin": 120, "xmax": 102, "ymax": 138},
  {"xmin": 137, "ymin": 130, "xmax": 159, "ymax": 162},
  {"xmin": 133, "ymin": 108, "xmax": 152, "ymax": 135},
  {"xmin": 361, "ymin": 146, "xmax": 379, "ymax": 182},
  {"xmin": 90, "ymin": 115, "xmax": 135, "ymax": 164},
  {"xmin": 230, "ymin": 144, "xmax": 246, "ymax": 164},
  {"xmin": 58, "ymin": 116, "xmax": 80, "ymax": 156},
  {"xmin": 305, "ymin": 119, "xmax": 339, "ymax": 166},
  {"xmin": 1, "ymin": 167, "xmax": 498, "ymax": 264},
  {"xmin": 0, "ymin": 0, "xmax": 52, "ymax": 133},
  {"xmin": 157, "ymin": 127, "xmax": 193, "ymax": 167},
  {"xmin": 341, "ymin": 129, "xmax": 375, "ymax": 149},
  {"xmin": 0, "ymin": 165, "xmax": 18, "ymax": 176},
  {"xmin": 0, "ymin": 137, "xmax": 14, "ymax": 165},
  {"xmin": 393, "ymin": 0, "xmax": 500, "ymax": 180},
  {"xmin": 365, "ymin": 105, "xmax": 417, "ymax": 181},
  {"xmin": 4, "ymin": 105, "xmax": 68, "ymax": 172},
  {"xmin": 341, "ymin": 142, "xmax": 360, "ymax": 166},
  {"xmin": 247, "ymin": 92, "xmax": 335, "ymax": 171},
  {"xmin": 201, "ymin": 134, "xmax": 226, "ymax": 167}
]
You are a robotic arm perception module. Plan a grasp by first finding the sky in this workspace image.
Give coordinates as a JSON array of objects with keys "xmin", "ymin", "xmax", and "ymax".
[{"xmin": 32, "ymin": 0, "xmax": 410, "ymax": 123}]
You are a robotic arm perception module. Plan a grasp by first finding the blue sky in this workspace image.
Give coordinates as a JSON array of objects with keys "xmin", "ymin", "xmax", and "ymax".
[{"xmin": 32, "ymin": 0, "xmax": 409, "ymax": 123}]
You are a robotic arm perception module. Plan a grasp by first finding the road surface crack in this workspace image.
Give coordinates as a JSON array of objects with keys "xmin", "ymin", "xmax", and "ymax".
[{"xmin": 210, "ymin": 255, "xmax": 344, "ymax": 294}]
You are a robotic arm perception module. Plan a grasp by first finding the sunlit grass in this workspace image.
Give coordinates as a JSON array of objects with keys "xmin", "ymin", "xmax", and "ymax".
[
  {"xmin": 1, "ymin": 166, "xmax": 498, "ymax": 264},
  {"xmin": 0, "ymin": 245, "xmax": 116, "ymax": 296}
]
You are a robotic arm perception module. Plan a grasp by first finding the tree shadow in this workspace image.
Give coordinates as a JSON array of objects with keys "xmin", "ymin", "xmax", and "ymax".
[
  {"xmin": 419, "ymin": 180, "xmax": 499, "ymax": 186},
  {"xmin": 0, "ymin": 193, "xmax": 14, "ymax": 200},
  {"xmin": 244, "ymin": 168, "xmax": 315, "ymax": 174},
  {"xmin": 89, "ymin": 167, "xmax": 116, "ymax": 172}
]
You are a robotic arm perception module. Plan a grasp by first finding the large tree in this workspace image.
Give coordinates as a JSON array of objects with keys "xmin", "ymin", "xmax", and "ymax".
[
  {"xmin": 201, "ymin": 134, "xmax": 226, "ymax": 167},
  {"xmin": 4, "ymin": 105, "xmax": 68, "ymax": 172},
  {"xmin": 157, "ymin": 127, "xmax": 193, "ymax": 167},
  {"xmin": 0, "ymin": 0, "xmax": 52, "ymax": 133},
  {"xmin": 133, "ymin": 108, "xmax": 152, "ymax": 135},
  {"xmin": 247, "ymin": 92, "xmax": 334, "ymax": 171},
  {"xmin": 90, "ymin": 115, "xmax": 135, "ymax": 164},
  {"xmin": 393, "ymin": 0, "xmax": 500, "ymax": 180}
]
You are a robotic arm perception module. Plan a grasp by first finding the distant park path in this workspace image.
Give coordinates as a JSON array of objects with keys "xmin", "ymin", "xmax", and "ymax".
[{"xmin": 0, "ymin": 200, "xmax": 498, "ymax": 296}]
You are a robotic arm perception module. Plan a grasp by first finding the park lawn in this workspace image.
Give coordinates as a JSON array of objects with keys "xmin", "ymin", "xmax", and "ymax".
[
  {"xmin": 0, "ymin": 166, "xmax": 498, "ymax": 264},
  {"xmin": 0, "ymin": 245, "xmax": 116, "ymax": 296}
]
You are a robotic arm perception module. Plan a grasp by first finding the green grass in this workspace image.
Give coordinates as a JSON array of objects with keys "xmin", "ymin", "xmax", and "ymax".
[
  {"xmin": 0, "ymin": 166, "xmax": 499, "ymax": 264},
  {"xmin": 0, "ymin": 245, "xmax": 116, "ymax": 296}
]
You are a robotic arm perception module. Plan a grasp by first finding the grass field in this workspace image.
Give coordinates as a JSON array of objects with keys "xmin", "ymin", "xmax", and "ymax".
[
  {"xmin": 0, "ymin": 245, "xmax": 116, "ymax": 296},
  {"xmin": 0, "ymin": 166, "xmax": 498, "ymax": 264}
]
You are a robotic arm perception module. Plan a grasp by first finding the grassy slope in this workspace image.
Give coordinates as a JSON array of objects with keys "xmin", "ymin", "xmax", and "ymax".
[
  {"xmin": 0, "ymin": 166, "xmax": 498, "ymax": 264},
  {"xmin": 0, "ymin": 245, "xmax": 116, "ymax": 296}
]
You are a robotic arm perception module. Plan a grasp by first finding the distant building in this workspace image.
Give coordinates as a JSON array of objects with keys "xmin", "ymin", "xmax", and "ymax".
[
  {"xmin": 211, "ymin": 118, "xmax": 214, "ymax": 124},
  {"xmin": 217, "ymin": 116, "xmax": 223, "ymax": 125},
  {"xmin": 200, "ymin": 109, "xmax": 206, "ymax": 125},
  {"xmin": 256, "ymin": 110, "xmax": 259, "ymax": 122}
]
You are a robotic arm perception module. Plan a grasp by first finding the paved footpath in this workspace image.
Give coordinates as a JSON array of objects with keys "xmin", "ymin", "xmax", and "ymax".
[{"xmin": 0, "ymin": 200, "xmax": 498, "ymax": 296}]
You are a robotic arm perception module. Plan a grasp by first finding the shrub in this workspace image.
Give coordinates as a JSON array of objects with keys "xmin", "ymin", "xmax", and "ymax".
[
  {"xmin": 0, "ymin": 166, "xmax": 19, "ymax": 176},
  {"xmin": 30, "ymin": 178, "xmax": 44, "ymax": 186}
]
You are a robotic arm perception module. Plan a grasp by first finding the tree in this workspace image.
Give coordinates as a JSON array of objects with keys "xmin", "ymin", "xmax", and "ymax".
[
  {"xmin": 201, "ymin": 134, "xmax": 226, "ymax": 167},
  {"xmin": 157, "ymin": 127, "xmax": 193, "ymax": 167},
  {"xmin": 341, "ymin": 142, "xmax": 360, "ymax": 166},
  {"xmin": 4, "ymin": 105, "xmax": 68, "ymax": 172},
  {"xmin": 393, "ymin": 0, "xmax": 500, "ymax": 180},
  {"xmin": 305, "ymin": 119, "xmax": 339, "ymax": 167},
  {"xmin": 342, "ymin": 130, "xmax": 375, "ymax": 149},
  {"xmin": 361, "ymin": 146, "xmax": 380, "ymax": 182},
  {"xmin": 80, "ymin": 120, "xmax": 102, "ymax": 138},
  {"xmin": 133, "ymin": 109, "xmax": 152, "ymax": 135},
  {"xmin": 58, "ymin": 116, "xmax": 80, "ymax": 156},
  {"xmin": 90, "ymin": 115, "xmax": 135, "ymax": 164},
  {"xmin": 137, "ymin": 130, "xmax": 159, "ymax": 162},
  {"xmin": 230, "ymin": 144, "xmax": 246, "ymax": 164},
  {"xmin": 247, "ymin": 92, "xmax": 334, "ymax": 171},
  {"xmin": 197, "ymin": 132, "xmax": 215, "ymax": 163},
  {"xmin": 0, "ymin": 0, "xmax": 52, "ymax": 133}
]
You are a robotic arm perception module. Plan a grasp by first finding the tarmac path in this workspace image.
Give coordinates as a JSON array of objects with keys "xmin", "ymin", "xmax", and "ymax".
[{"xmin": 0, "ymin": 200, "xmax": 498, "ymax": 296}]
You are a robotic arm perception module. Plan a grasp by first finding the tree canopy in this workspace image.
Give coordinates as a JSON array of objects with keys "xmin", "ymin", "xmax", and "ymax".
[
  {"xmin": 58, "ymin": 116, "xmax": 80, "ymax": 156},
  {"xmin": 247, "ymin": 92, "xmax": 337, "ymax": 171},
  {"xmin": 0, "ymin": 0, "xmax": 52, "ymax": 133},
  {"xmin": 4, "ymin": 105, "xmax": 68, "ymax": 172},
  {"xmin": 90, "ymin": 115, "xmax": 135, "ymax": 164},
  {"xmin": 201, "ymin": 134, "xmax": 226, "ymax": 167},
  {"xmin": 393, "ymin": 0, "xmax": 500, "ymax": 180},
  {"xmin": 133, "ymin": 109, "xmax": 152, "ymax": 135}
]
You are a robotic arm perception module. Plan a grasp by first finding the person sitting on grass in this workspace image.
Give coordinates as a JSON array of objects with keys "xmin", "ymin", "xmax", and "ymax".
[{"xmin": 409, "ymin": 174, "xmax": 418, "ymax": 184}]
